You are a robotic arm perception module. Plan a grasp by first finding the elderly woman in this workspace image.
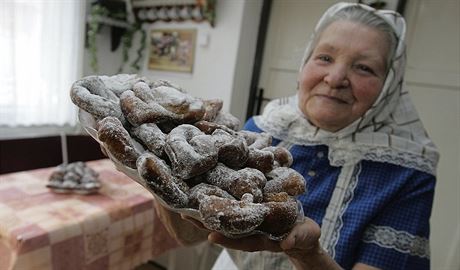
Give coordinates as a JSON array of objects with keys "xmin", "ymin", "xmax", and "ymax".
[{"xmin": 156, "ymin": 2, "xmax": 439, "ymax": 270}]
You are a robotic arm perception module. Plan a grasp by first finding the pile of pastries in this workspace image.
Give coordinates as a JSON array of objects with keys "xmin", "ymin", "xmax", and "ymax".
[
  {"xmin": 47, "ymin": 161, "xmax": 101, "ymax": 194},
  {"xmin": 70, "ymin": 74, "xmax": 306, "ymax": 238}
]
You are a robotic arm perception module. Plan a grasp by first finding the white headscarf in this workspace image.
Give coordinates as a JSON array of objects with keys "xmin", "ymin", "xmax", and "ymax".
[{"xmin": 254, "ymin": 2, "xmax": 439, "ymax": 175}]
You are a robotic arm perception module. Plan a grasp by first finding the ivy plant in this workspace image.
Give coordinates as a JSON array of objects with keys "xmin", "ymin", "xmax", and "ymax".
[{"xmin": 87, "ymin": 2, "xmax": 145, "ymax": 73}]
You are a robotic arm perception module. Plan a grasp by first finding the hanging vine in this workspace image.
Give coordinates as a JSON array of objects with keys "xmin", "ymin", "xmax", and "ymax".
[
  {"xmin": 131, "ymin": 25, "xmax": 146, "ymax": 71},
  {"xmin": 87, "ymin": 2, "xmax": 146, "ymax": 73},
  {"xmin": 115, "ymin": 22, "xmax": 146, "ymax": 73},
  {"xmin": 118, "ymin": 26, "xmax": 135, "ymax": 73},
  {"xmin": 87, "ymin": 4, "xmax": 109, "ymax": 72}
]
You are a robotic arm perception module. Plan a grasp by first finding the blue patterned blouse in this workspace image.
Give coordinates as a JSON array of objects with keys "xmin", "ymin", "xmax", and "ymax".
[{"xmin": 233, "ymin": 118, "xmax": 436, "ymax": 270}]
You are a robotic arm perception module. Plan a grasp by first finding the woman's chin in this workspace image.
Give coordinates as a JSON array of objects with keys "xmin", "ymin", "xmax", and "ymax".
[
  {"xmin": 313, "ymin": 122, "xmax": 344, "ymax": 132},
  {"xmin": 306, "ymin": 111, "xmax": 349, "ymax": 132}
]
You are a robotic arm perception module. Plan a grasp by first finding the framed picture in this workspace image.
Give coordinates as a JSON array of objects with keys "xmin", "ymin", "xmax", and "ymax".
[
  {"xmin": 148, "ymin": 28, "xmax": 197, "ymax": 73},
  {"xmin": 358, "ymin": 0, "xmax": 406, "ymax": 15}
]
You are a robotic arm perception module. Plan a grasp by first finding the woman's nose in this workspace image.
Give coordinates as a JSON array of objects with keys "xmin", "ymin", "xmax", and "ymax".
[{"xmin": 324, "ymin": 65, "xmax": 349, "ymax": 88}]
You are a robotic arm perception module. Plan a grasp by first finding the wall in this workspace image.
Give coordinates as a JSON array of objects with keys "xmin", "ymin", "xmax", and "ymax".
[
  {"xmin": 83, "ymin": 0, "xmax": 263, "ymax": 125},
  {"xmin": 404, "ymin": 1, "xmax": 460, "ymax": 268},
  {"xmin": 0, "ymin": 135, "xmax": 106, "ymax": 174},
  {"xmin": 230, "ymin": 0, "xmax": 263, "ymax": 122}
]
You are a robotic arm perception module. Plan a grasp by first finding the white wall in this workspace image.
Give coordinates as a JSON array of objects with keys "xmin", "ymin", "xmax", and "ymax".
[
  {"xmin": 230, "ymin": 0, "xmax": 263, "ymax": 122},
  {"xmin": 83, "ymin": 0, "xmax": 262, "ymax": 125},
  {"xmin": 404, "ymin": 1, "xmax": 460, "ymax": 268}
]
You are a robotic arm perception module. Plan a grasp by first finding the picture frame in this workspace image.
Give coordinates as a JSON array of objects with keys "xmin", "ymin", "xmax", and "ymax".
[
  {"xmin": 358, "ymin": 0, "xmax": 406, "ymax": 15},
  {"xmin": 148, "ymin": 28, "xmax": 197, "ymax": 73}
]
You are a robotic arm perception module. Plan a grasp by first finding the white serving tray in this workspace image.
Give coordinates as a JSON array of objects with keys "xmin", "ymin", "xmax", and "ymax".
[{"xmin": 78, "ymin": 109, "xmax": 303, "ymax": 240}]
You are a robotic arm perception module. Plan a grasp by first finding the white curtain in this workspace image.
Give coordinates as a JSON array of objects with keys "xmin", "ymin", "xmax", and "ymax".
[{"xmin": 0, "ymin": 0, "xmax": 86, "ymax": 127}]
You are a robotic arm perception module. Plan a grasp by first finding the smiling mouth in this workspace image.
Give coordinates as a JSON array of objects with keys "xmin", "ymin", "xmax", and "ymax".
[{"xmin": 317, "ymin": 94, "xmax": 349, "ymax": 104}]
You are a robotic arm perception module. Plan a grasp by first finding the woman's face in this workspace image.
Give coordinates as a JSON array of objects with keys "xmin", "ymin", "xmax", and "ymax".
[{"xmin": 298, "ymin": 20, "xmax": 389, "ymax": 132}]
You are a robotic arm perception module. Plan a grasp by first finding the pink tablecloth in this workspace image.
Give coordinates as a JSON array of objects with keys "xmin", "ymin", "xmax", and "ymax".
[{"xmin": 0, "ymin": 159, "xmax": 178, "ymax": 270}]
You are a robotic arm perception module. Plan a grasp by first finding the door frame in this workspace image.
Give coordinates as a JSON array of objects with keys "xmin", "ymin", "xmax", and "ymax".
[{"xmin": 245, "ymin": 0, "xmax": 272, "ymax": 120}]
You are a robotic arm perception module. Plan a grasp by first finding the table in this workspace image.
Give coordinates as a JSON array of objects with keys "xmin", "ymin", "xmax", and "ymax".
[{"xmin": 0, "ymin": 159, "xmax": 179, "ymax": 270}]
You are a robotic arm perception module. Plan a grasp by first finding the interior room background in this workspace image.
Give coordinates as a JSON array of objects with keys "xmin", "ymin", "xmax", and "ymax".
[{"xmin": 1, "ymin": 0, "xmax": 458, "ymax": 269}]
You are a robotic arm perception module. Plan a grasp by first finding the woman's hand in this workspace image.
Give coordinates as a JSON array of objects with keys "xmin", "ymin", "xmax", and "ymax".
[
  {"xmin": 280, "ymin": 217, "xmax": 322, "ymax": 258},
  {"xmin": 207, "ymin": 217, "xmax": 343, "ymax": 270},
  {"xmin": 183, "ymin": 215, "xmax": 378, "ymax": 270},
  {"xmin": 206, "ymin": 217, "xmax": 320, "ymax": 254}
]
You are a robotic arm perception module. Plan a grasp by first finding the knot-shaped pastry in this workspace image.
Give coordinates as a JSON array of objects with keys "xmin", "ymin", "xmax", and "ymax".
[
  {"xmin": 238, "ymin": 131, "xmax": 275, "ymax": 173},
  {"xmin": 202, "ymin": 99, "xmax": 224, "ymax": 121},
  {"xmin": 70, "ymin": 76, "xmax": 126, "ymax": 125},
  {"xmin": 239, "ymin": 130, "xmax": 272, "ymax": 150},
  {"xmin": 245, "ymin": 149, "xmax": 275, "ymax": 174},
  {"xmin": 137, "ymin": 153, "xmax": 189, "ymax": 208},
  {"xmin": 261, "ymin": 146, "xmax": 293, "ymax": 168},
  {"xmin": 138, "ymin": 81, "xmax": 205, "ymax": 123},
  {"xmin": 212, "ymin": 129, "xmax": 249, "ymax": 168},
  {"xmin": 203, "ymin": 163, "xmax": 266, "ymax": 203},
  {"xmin": 131, "ymin": 123, "xmax": 166, "ymax": 157},
  {"xmin": 187, "ymin": 182, "xmax": 301, "ymax": 237},
  {"xmin": 199, "ymin": 195, "xmax": 270, "ymax": 235},
  {"xmin": 164, "ymin": 124, "xmax": 218, "ymax": 179},
  {"xmin": 120, "ymin": 90, "xmax": 181, "ymax": 126},
  {"xmin": 194, "ymin": 120, "xmax": 235, "ymax": 135},
  {"xmin": 258, "ymin": 195, "xmax": 299, "ymax": 236},
  {"xmin": 120, "ymin": 81, "xmax": 205, "ymax": 126},
  {"xmin": 263, "ymin": 167, "xmax": 306, "ymax": 196},
  {"xmin": 212, "ymin": 111, "xmax": 241, "ymax": 131},
  {"xmin": 188, "ymin": 183, "xmax": 235, "ymax": 209},
  {"xmin": 97, "ymin": 117, "xmax": 142, "ymax": 168}
]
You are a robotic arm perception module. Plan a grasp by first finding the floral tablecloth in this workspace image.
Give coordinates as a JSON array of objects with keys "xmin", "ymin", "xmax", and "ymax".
[{"xmin": 0, "ymin": 159, "xmax": 178, "ymax": 270}]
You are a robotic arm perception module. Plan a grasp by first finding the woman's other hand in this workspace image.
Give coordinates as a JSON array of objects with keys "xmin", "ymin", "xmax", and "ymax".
[
  {"xmin": 208, "ymin": 217, "xmax": 346, "ymax": 270},
  {"xmin": 207, "ymin": 217, "xmax": 320, "ymax": 254}
]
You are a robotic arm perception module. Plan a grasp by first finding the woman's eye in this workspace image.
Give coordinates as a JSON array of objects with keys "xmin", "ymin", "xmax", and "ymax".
[
  {"xmin": 317, "ymin": 55, "xmax": 332, "ymax": 62},
  {"xmin": 356, "ymin": 64, "xmax": 375, "ymax": 74}
]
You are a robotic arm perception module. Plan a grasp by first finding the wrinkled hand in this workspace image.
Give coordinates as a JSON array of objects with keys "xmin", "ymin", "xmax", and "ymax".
[
  {"xmin": 183, "ymin": 215, "xmax": 347, "ymax": 269},
  {"xmin": 182, "ymin": 215, "xmax": 321, "ymax": 259},
  {"xmin": 278, "ymin": 218, "xmax": 322, "ymax": 259}
]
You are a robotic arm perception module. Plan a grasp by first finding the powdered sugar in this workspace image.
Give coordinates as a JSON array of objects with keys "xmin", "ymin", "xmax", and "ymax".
[
  {"xmin": 165, "ymin": 124, "xmax": 218, "ymax": 179},
  {"xmin": 264, "ymin": 167, "xmax": 306, "ymax": 196},
  {"xmin": 199, "ymin": 195, "xmax": 270, "ymax": 234},
  {"xmin": 71, "ymin": 74, "xmax": 307, "ymax": 239},
  {"xmin": 131, "ymin": 123, "xmax": 166, "ymax": 157},
  {"xmin": 47, "ymin": 161, "xmax": 101, "ymax": 194}
]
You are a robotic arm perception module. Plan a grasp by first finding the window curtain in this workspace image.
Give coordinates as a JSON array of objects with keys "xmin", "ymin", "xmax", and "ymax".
[{"xmin": 0, "ymin": 0, "xmax": 86, "ymax": 127}]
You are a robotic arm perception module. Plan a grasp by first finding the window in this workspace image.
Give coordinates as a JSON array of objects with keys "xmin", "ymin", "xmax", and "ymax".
[{"xmin": 0, "ymin": 1, "xmax": 86, "ymax": 129}]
